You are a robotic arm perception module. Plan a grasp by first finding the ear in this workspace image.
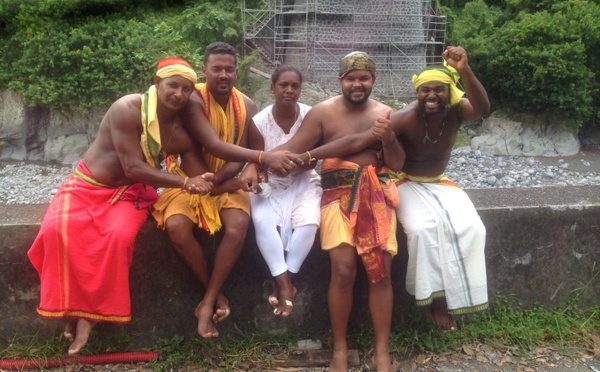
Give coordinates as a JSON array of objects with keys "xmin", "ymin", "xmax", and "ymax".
[
  {"xmin": 270, "ymin": 84, "xmax": 275, "ymax": 94},
  {"xmin": 153, "ymin": 76, "xmax": 161, "ymax": 86},
  {"xmin": 201, "ymin": 65, "xmax": 207, "ymax": 76}
]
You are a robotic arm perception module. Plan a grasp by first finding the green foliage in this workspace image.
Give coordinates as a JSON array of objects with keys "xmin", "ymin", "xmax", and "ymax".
[
  {"xmin": 0, "ymin": 1, "xmax": 241, "ymax": 114},
  {"xmin": 182, "ymin": 0, "xmax": 241, "ymax": 50},
  {"xmin": 448, "ymin": 0, "xmax": 599, "ymax": 127},
  {"xmin": 235, "ymin": 49, "xmax": 267, "ymax": 97}
]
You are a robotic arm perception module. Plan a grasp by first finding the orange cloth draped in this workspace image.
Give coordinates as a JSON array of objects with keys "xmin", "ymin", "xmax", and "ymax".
[
  {"xmin": 320, "ymin": 158, "xmax": 399, "ymax": 283},
  {"xmin": 27, "ymin": 161, "xmax": 152, "ymax": 323},
  {"xmin": 195, "ymin": 82, "xmax": 247, "ymax": 173}
]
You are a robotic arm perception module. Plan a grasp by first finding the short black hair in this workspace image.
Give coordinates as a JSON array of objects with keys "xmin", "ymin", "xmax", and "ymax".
[
  {"xmin": 204, "ymin": 42, "xmax": 237, "ymax": 65},
  {"xmin": 271, "ymin": 65, "xmax": 303, "ymax": 85}
]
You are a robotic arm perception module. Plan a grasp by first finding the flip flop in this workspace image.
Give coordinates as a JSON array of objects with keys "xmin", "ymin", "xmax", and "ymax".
[
  {"xmin": 268, "ymin": 295, "xmax": 279, "ymax": 308},
  {"xmin": 214, "ymin": 304, "xmax": 231, "ymax": 323},
  {"xmin": 273, "ymin": 300, "xmax": 293, "ymax": 316}
]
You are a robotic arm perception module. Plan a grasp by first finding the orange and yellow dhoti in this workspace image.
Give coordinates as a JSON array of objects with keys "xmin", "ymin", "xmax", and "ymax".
[{"xmin": 320, "ymin": 158, "xmax": 398, "ymax": 283}]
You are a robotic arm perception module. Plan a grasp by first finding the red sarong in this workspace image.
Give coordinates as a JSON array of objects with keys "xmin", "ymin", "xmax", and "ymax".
[
  {"xmin": 27, "ymin": 161, "xmax": 153, "ymax": 323},
  {"xmin": 321, "ymin": 159, "xmax": 399, "ymax": 283}
]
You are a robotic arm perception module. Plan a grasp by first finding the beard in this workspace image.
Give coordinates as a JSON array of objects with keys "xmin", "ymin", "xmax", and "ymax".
[{"xmin": 343, "ymin": 87, "xmax": 371, "ymax": 105}]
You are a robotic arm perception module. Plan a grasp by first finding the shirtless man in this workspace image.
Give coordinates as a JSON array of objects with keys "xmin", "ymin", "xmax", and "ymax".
[
  {"xmin": 152, "ymin": 42, "xmax": 297, "ymax": 338},
  {"xmin": 287, "ymin": 46, "xmax": 490, "ymax": 331},
  {"xmin": 242, "ymin": 51, "xmax": 405, "ymax": 372},
  {"xmin": 27, "ymin": 57, "xmax": 213, "ymax": 355}
]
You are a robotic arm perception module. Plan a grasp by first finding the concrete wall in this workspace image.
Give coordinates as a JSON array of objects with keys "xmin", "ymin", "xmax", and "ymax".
[{"xmin": 1, "ymin": 185, "xmax": 599, "ymax": 347}]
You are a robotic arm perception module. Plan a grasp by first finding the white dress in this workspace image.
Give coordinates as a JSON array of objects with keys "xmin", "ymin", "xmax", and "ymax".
[{"xmin": 250, "ymin": 103, "xmax": 322, "ymax": 276}]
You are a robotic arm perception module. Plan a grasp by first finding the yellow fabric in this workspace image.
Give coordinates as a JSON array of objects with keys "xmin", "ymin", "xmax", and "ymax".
[
  {"xmin": 195, "ymin": 82, "xmax": 247, "ymax": 173},
  {"xmin": 151, "ymin": 155, "xmax": 222, "ymax": 234},
  {"xmin": 153, "ymin": 188, "xmax": 250, "ymax": 232},
  {"xmin": 156, "ymin": 65, "xmax": 197, "ymax": 83},
  {"xmin": 140, "ymin": 85, "xmax": 162, "ymax": 169},
  {"xmin": 412, "ymin": 64, "xmax": 464, "ymax": 104},
  {"xmin": 390, "ymin": 171, "xmax": 460, "ymax": 188},
  {"xmin": 320, "ymin": 202, "xmax": 397, "ymax": 256}
]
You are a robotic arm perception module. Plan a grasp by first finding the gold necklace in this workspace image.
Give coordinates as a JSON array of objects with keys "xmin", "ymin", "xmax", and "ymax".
[
  {"xmin": 160, "ymin": 123, "xmax": 177, "ymax": 159},
  {"xmin": 422, "ymin": 108, "xmax": 447, "ymax": 144}
]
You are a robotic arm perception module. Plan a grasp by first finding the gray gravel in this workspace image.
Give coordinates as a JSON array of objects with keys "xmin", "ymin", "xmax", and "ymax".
[{"xmin": 1, "ymin": 148, "xmax": 600, "ymax": 204}]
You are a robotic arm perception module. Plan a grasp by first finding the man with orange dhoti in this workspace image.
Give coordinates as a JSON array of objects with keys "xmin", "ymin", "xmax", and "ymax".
[
  {"xmin": 28, "ymin": 57, "xmax": 213, "ymax": 355},
  {"xmin": 240, "ymin": 51, "xmax": 406, "ymax": 372},
  {"xmin": 152, "ymin": 42, "xmax": 258, "ymax": 339}
]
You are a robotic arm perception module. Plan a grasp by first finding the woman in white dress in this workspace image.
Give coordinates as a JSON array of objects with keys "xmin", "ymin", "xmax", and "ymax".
[{"xmin": 247, "ymin": 65, "xmax": 322, "ymax": 317}]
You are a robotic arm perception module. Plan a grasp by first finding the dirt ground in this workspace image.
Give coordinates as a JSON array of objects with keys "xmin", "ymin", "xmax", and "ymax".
[{"xmin": 8, "ymin": 342, "xmax": 598, "ymax": 372}]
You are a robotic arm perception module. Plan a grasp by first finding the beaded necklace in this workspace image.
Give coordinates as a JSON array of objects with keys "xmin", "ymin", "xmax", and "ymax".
[{"xmin": 422, "ymin": 108, "xmax": 447, "ymax": 144}]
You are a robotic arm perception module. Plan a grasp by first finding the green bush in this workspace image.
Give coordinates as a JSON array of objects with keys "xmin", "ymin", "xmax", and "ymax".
[
  {"xmin": 0, "ymin": 1, "xmax": 242, "ymax": 114},
  {"xmin": 450, "ymin": 0, "xmax": 599, "ymax": 127}
]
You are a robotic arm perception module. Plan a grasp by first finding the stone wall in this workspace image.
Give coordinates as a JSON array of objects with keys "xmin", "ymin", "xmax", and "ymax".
[
  {"xmin": 2, "ymin": 186, "xmax": 599, "ymax": 346},
  {"xmin": 0, "ymin": 90, "xmax": 103, "ymax": 164}
]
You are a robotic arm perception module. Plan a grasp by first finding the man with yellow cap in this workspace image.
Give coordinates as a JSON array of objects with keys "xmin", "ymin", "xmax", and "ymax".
[
  {"xmin": 291, "ymin": 46, "xmax": 491, "ymax": 332},
  {"xmin": 241, "ymin": 50, "xmax": 405, "ymax": 372},
  {"xmin": 389, "ymin": 46, "xmax": 490, "ymax": 331},
  {"xmin": 27, "ymin": 56, "xmax": 214, "ymax": 355}
]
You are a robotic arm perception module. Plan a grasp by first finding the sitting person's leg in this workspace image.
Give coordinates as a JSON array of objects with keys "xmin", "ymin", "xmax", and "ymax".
[{"xmin": 195, "ymin": 207, "xmax": 249, "ymax": 337}]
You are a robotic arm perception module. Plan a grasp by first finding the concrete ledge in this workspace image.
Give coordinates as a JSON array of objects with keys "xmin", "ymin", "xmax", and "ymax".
[{"xmin": 1, "ymin": 185, "xmax": 599, "ymax": 347}]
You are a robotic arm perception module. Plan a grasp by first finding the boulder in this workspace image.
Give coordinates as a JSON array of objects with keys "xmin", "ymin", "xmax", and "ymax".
[{"xmin": 471, "ymin": 110, "xmax": 580, "ymax": 156}]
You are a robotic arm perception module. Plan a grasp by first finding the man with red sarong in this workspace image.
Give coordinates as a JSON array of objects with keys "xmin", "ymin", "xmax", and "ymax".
[
  {"xmin": 27, "ymin": 57, "xmax": 214, "ymax": 355},
  {"xmin": 240, "ymin": 52, "xmax": 406, "ymax": 372}
]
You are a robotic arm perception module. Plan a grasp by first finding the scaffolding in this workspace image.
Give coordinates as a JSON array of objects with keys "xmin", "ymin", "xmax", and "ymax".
[{"xmin": 242, "ymin": 0, "xmax": 446, "ymax": 99}]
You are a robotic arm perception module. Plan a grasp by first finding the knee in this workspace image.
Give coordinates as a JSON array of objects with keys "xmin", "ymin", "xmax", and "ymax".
[
  {"xmin": 330, "ymin": 262, "xmax": 356, "ymax": 289},
  {"xmin": 223, "ymin": 212, "xmax": 250, "ymax": 240},
  {"xmin": 472, "ymin": 218, "xmax": 486, "ymax": 239},
  {"xmin": 165, "ymin": 216, "xmax": 192, "ymax": 247}
]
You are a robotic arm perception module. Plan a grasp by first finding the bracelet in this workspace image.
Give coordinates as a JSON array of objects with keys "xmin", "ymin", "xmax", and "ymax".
[
  {"xmin": 182, "ymin": 176, "xmax": 189, "ymax": 190},
  {"xmin": 383, "ymin": 132, "xmax": 397, "ymax": 147},
  {"xmin": 306, "ymin": 151, "xmax": 316, "ymax": 164},
  {"xmin": 258, "ymin": 150, "xmax": 263, "ymax": 165}
]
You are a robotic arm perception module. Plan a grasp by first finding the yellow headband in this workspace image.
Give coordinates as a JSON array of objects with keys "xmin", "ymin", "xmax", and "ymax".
[
  {"xmin": 412, "ymin": 65, "xmax": 463, "ymax": 104},
  {"xmin": 156, "ymin": 65, "xmax": 198, "ymax": 84}
]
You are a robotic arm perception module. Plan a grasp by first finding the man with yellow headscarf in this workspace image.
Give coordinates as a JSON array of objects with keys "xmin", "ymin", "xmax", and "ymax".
[
  {"xmin": 152, "ymin": 42, "xmax": 276, "ymax": 340},
  {"xmin": 27, "ymin": 57, "xmax": 214, "ymax": 356},
  {"xmin": 291, "ymin": 46, "xmax": 491, "ymax": 332}
]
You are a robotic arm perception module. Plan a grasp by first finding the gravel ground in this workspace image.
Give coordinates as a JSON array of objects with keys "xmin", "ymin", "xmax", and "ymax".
[{"xmin": 1, "ymin": 149, "xmax": 599, "ymax": 205}]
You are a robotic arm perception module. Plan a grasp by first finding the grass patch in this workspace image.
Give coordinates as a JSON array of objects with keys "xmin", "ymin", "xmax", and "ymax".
[{"xmin": 2, "ymin": 295, "xmax": 599, "ymax": 370}]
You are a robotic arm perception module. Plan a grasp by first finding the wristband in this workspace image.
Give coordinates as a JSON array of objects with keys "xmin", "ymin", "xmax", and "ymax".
[{"xmin": 306, "ymin": 151, "xmax": 316, "ymax": 164}]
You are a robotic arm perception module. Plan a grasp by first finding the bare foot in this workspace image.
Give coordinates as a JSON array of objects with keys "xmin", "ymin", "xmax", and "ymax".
[
  {"xmin": 213, "ymin": 293, "xmax": 231, "ymax": 323},
  {"xmin": 273, "ymin": 285, "xmax": 296, "ymax": 317},
  {"xmin": 432, "ymin": 299, "xmax": 456, "ymax": 331},
  {"xmin": 373, "ymin": 350, "xmax": 394, "ymax": 372},
  {"xmin": 67, "ymin": 318, "xmax": 95, "ymax": 355},
  {"xmin": 63, "ymin": 319, "xmax": 77, "ymax": 342},
  {"xmin": 421, "ymin": 305, "xmax": 435, "ymax": 322},
  {"xmin": 329, "ymin": 348, "xmax": 348, "ymax": 372},
  {"xmin": 195, "ymin": 302, "xmax": 219, "ymax": 338}
]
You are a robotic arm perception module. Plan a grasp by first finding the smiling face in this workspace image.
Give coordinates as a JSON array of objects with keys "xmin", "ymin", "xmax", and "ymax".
[
  {"xmin": 417, "ymin": 81, "xmax": 450, "ymax": 116},
  {"xmin": 155, "ymin": 75, "xmax": 195, "ymax": 111},
  {"xmin": 271, "ymin": 70, "xmax": 302, "ymax": 107},
  {"xmin": 202, "ymin": 53, "xmax": 237, "ymax": 98},
  {"xmin": 340, "ymin": 69, "xmax": 374, "ymax": 105}
]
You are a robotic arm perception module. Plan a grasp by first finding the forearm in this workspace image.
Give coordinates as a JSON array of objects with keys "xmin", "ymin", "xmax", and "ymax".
[
  {"xmin": 458, "ymin": 65, "xmax": 490, "ymax": 118},
  {"xmin": 309, "ymin": 130, "xmax": 377, "ymax": 161},
  {"xmin": 381, "ymin": 136, "xmax": 406, "ymax": 172},
  {"xmin": 205, "ymin": 141, "xmax": 261, "ymax": 164},
  {"xmin": 213, "ymin": 161, "xmax": 245, "ymax": 185},
  {"xmin": 125, "ymin": 162, "xmax": 186, "ymax": 189}
]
